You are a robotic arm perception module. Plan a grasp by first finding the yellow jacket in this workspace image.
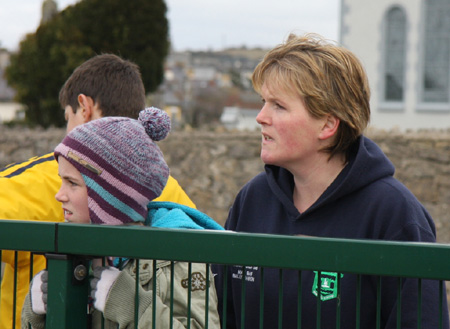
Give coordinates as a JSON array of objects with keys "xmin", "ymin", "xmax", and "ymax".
[{"xmin": 0, "ymin": 153, "xmax": 195, "ymax": 329}]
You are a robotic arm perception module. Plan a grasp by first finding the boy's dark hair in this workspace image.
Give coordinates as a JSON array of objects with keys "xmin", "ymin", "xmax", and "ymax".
[{"xmin": 59, "ymin": 54, "xmax": 146, "ymax": 118}]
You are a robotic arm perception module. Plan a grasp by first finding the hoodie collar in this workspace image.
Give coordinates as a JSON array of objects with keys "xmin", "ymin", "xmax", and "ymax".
[{"xmin": 265, "ymin": 136, "xmax": 395, "ymax": 219}]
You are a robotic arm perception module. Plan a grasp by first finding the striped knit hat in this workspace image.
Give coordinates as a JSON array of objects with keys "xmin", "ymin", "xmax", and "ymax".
[{"xmin": 54, "ymin": 107, "xmax": 170, "ymax": 225}]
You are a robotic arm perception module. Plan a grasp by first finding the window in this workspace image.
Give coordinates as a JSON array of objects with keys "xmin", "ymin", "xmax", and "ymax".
[
  {"xmin": 422, "ymin": 0, "xmax": 450, "ymax": 103},
  {"xmin": 383, "ymin": 7, "xmax": 407, "ymax": 103}
]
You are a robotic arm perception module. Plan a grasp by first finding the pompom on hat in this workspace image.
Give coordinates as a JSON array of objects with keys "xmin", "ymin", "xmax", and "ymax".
[{"xmin": 54, "ymin": 107, "xmax": 170, "ymax": 225}]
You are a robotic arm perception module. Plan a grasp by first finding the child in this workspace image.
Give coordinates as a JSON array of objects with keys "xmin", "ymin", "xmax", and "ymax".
[
  {"xmin": 1, "ymin": 54, "xmax": 195, "ymax": 329},
  {"xmin": 22, "ymin": 107, "xmax": 222, "ymax": 328}
]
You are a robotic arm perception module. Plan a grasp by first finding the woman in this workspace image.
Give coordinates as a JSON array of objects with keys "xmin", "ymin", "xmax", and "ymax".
[{"xmin": 214, "ymin": 33, "xmax": 448, "ymax": 329}]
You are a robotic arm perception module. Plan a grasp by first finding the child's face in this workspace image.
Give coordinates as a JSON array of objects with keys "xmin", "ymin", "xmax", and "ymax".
[{"xmin": 55, "ymin": 156, "xmax": 90, "ymax": 224}]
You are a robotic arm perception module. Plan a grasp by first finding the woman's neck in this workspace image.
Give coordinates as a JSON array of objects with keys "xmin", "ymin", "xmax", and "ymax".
[{"xmin": 291, "ymin": 153, "xmax": 347, "ymax": 213}]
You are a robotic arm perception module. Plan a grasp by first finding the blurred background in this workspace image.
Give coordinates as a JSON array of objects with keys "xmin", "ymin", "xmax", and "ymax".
[
  {"xmin": 0, "ymin": 0, "xmax": 449, "ymax": 237},
  {"xmin": 0, "ymin": 0, "xmax": 448, "ymax": 131}
]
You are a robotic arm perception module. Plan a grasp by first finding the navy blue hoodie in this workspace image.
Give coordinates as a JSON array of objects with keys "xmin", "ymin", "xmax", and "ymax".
[{"xmin": 214, "ymin": 136, "xmax": 449, "ymax": 329}]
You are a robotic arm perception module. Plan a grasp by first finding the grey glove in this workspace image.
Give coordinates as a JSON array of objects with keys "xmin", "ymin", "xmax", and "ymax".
[
  {"xmin": 90, "ymin": 266, "xmax": 120, "ymax": 312},
  {"xmin": 30, "ymin": 270, "xmax": 48, "ymax": 315}
]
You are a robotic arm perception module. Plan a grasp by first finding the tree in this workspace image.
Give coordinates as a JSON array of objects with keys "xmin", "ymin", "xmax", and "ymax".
[{"xmin": 5, "ymin": 0, "xmax": 169, "ymax": 128}]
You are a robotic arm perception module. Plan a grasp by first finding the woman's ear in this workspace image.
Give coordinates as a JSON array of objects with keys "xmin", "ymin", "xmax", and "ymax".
[{"xmin": 319, "ymin": 115, "xmax": 340, "ymax": 140}]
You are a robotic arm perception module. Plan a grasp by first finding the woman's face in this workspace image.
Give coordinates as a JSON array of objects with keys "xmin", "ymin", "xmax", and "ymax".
[
  {"xmin": 55, "ymin": 156, "xmax": 90, "ymax": 224},
  {"xmin": 256, "ymin": 82, "xmax": 328, "ymax": 171}
]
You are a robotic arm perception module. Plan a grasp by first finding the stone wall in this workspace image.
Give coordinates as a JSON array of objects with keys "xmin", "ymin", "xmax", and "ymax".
[{"xmin": 1, "ymin": 126, "xmax": 449, "ymax": 243}]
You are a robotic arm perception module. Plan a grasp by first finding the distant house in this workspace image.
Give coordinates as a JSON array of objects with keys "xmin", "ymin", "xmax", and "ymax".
[
  {"xmin": 0, "ymin": 102, "xmax": 23, "ymax": 123},
  {"xmin": 0, "ymin": 49, "xmax": 21, "ymax": 123},
  {"xmin": 0, "ymin": 67, "xmax": 15, "ymax": 101},
  {"xmin": 0, "ymin": 49, "xmax": 15, "ymax": 101},
  {"xmin": 340, "ymin": 0, "xmax": 450, "ymax": 130},
  {"xmin": 162, "ymin": 105, "xmax": 182, "ymax": 130},
  {"xmin": 220, "ymin": 106, "xmax": 260, "ymax": 131}
]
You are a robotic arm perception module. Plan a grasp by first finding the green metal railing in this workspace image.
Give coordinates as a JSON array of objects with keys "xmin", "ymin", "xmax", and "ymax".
[{"xmin": 1, "ymin": 219, "xmax": 450, "ymax": 328}]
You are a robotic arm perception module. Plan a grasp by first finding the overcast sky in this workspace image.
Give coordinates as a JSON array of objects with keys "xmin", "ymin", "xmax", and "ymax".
[{"xmin": 0, "ymin": 0, "xmax": 341, "ymax": 52}]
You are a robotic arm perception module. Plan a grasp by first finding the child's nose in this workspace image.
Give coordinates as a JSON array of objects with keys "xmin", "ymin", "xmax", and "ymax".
[{"xmin": 55, "ymin": 187, "xmax": 67, "ymax": 202}]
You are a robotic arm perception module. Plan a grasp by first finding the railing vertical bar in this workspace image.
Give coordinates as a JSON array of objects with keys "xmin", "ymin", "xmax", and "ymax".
[
  {"xmin": 170, "ymin": 261, "xmax": 175, "ymax": 329},
  {"xmin": 417, "ymin": 278, "xmax": 422, "ymax": 329},
  {"xmin": 336, "ymin": 272, "xmax": 342, "ymax": 329},
  {"xmin": 0, "ymin": 250, "xmax": 2, "ymax": 326},
  {"xmin": 45, "ymin": 254, "xmax": 89, "ymax": 328},
  {"xmin": 221, "ymin": 265, "xmax": 228, "ymax": 329},
  {"xmin": 376, "ymin": 276, "xmax": 382, "ymax": 329},
  {"xmin": 396, "ymin": 277, "xmax": 402, "ymax": 329},
  {"xmin": 187, "ymin": 262, "xmax": 192, "ymax": 329},
  {"xmin": 0, "ymin": 250, "xmax": 9, "ymax": 328},
  {"xmin": 241, "ymin": 266, "xmax": 247, "ymax": 329},
  {"xmin": 297, "ymin": 271, "xmax": 302, "ymax": 329},
  {"xmin": 316, "ymin": 271, "xmax": 321, "ymax": 329},
  {"xmin": 0, "ymin": 250, "xmax": 2, "ymax": 302},
  {"xmin": 135, "ymin": 259, "xmax": 140, "ymax": 329},
  {"xmin": 101, "ymin": 257, "xmax": 106, "ymax": 329},
  {"xmin": 205, "ymin": 263, "xmax": 210, "ymax": 329},
  {"xmin": 278, "ymin": 268, "xmax": 283, "ymax": 329},
  {"xmin": 152, "ymin": 260, "xmax": 157, "ymax": 329},
  {"xmin": 29, "ymin": 253, "xmax": 35, "ymax": 329},
  {"xmin": 29, "ymin": 252, "xmax": 33, "ymax": 280},
  {"xmin": 259, "ymin": 267, "xmax": 265, "ymax": 329},
  {"xmin": 12, "ymin": 251, "xmax": 18, "ymax": 329},
  {"xmin": 356, "ymin": 274, "xmax": 361, "ymax": 329},
  {"xmin": 439, "ymin": 280, "xmax": 443, "ymax": 329}
]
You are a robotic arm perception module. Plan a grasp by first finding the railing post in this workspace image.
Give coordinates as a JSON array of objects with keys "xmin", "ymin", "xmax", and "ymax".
[{"xmin": 45, "ymin": 254, "xmax": 89, "ymax": 329}]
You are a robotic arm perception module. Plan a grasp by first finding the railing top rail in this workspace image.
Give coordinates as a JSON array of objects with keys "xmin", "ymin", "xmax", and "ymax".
[
  {"xmin": 0, "ymin": 220, "xmax": 56, "ymax": 252},
  {"xmin": 1, "ymin": 220, "xmax": 450, "ymax": 280}
]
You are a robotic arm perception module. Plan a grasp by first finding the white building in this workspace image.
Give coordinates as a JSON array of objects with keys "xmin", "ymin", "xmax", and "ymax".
[
  {"xmin": 0, "ymin": 102, "xmax": 23, "ymax": 123},
  {"xmin": 0, "ymin": 49, "xmax": 21, "ymax": 123},
  {"xmin": 340, "ymin": 0, "xmax": 450, "ymax": 131},
  {"xmin": 220, "ymin": 107, "xmax": 260, "ymax": 131}
]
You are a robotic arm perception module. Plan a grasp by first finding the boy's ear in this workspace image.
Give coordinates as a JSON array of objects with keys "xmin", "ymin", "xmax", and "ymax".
[
  {"xmin": 77, "ymin": 94, "xmax": 98, "ymax": 123},
  {"xmin": 319, "ymin": 115, "xmax": 340, "ymax": 140}
]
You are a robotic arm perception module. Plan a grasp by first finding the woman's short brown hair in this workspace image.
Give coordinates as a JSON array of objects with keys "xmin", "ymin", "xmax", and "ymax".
[{"xmin": 252, "ymin": 33, "xmax": 371, "ymax": 160}]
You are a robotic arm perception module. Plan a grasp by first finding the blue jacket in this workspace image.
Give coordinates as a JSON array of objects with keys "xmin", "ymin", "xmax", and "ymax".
[
  {"xmin": 214, "ymin": 136, "xmax": 449, "ymax": 329},
  {"xmin": 147, "ymin": 201, "xmax": 224, "ymax": 231}
]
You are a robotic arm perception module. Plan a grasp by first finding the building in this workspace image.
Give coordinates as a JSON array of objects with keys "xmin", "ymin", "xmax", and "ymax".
[
  {"xmin": 0, "ymin": 48, "xmax": 14, "ymax": 99},
  {"xmin": 158, "ymin": 48, "xmax": 264, "ymax": 129},
  {"xmin": 0, "ymin": 0, "xmax": 58, "ymax": 124},
  {"xmin": 41, "ymin": 0, "xmax": 58, "ymax": 24},
  {"xmin": 220, "ymin": 107, "xmax": 260, "ymax": 131},
  {"xmin": 340, "ymin": 0, "xmax": 450, "ymax": 131},
  {"xmin": 0, "ymin": 49, "xmax": 21, "ymax": 123}
]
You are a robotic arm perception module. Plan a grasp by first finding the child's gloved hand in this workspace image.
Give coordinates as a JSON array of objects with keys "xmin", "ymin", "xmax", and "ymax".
[
  {"xmin": 30, "ymin": 270, "xmax": 48, "ymax": 315},
  {"xmin": 90, "ymin": 266, "xmax": 121, "ymax": 312}
]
